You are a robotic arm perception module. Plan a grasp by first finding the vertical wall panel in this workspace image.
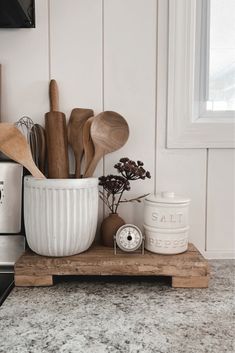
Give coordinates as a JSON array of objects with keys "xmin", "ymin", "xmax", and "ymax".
[
  {"xmin": 49, "ymin": 0, "xmax": 103, "ymax": 233},
  {"xmin": 207, "ymin": 149, "xmax": 235, "ymax": 257},
  {"xmin": 0, "ymin": 0, "xmax": 49, "ymax": 123},
  {"xmin": 49, "ymin": 0, "xmax": 103, "ymax": 173},
  {"xmin": 156, "ymin": 0, "xmax": 207, "ymax": 251},
  {"xmin": 103, "ymin": 0, "xmax": 156, "ymax": 229},
  {"xmin": 156, "ymin": 151, "xmax": 207, "ymax": 251},
  {"xmin": 49, "ymin": 0, "xmax": 103, "ymax": 118},
  {"xmin": 0, "ymin": 0, "xmax": 233, "ymax": 257}
]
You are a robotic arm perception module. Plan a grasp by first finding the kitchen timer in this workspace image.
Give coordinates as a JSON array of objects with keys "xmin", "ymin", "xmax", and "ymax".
[{"xmin": 114, "ymin": 224, "xmax": 144, "ymax": 254}]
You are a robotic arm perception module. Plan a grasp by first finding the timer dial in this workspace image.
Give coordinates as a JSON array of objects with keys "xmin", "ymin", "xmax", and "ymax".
[{"xmin": 116, "ymin": 224, "xmax": 143, "ymax": 252}]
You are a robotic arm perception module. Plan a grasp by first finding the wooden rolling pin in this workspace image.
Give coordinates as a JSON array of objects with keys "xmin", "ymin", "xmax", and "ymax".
[{"xmin": 45, "ymin": 80, "xmax": 69, "ymax": 178}]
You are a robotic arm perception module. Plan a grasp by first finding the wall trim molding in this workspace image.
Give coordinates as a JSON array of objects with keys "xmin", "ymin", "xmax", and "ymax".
[
  {"xmin": 167, "ymin": 0, "xmax": 235, "ymax": 148},
  {"xmin": 201, "ymin": 249, "xmax": 235, "ymax": 260}
]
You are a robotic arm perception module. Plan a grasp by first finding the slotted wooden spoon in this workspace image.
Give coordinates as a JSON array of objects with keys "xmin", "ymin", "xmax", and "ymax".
[
  {"xmin": 84, "ymin": 111, "xmax": 129, "ymax": 177},
  {"xmin": 0, "ymin": 123, "xmax": 45, "ymax": 178},
  {"xmin": 68, "ymin": 108, "xmax": 94, "ymax": 178}
]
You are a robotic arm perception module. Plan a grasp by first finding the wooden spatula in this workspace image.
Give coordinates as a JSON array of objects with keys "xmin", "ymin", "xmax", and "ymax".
[
  {"xmin": 45, "ymin": 80, "xmax": 69, "ymax": 178},
  {"xmin": 68, "ymin": 108, "xmax": 94, "ymax": 178},
  {"xmin": 0, "ymin": 123, "xmax": 45, "ymax": 178},
  {"xmin": 84, "ymin": 111, "xmax": 129, "ymax": 178},
  {"xmin": 83, "ymin": 116, "xmax": 95, "ymax": 175}
]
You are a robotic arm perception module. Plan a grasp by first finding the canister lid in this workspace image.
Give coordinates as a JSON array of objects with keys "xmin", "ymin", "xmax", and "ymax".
[{"xmin": 145, "ymin": 191, "xmax": 190, "ymax": 204}]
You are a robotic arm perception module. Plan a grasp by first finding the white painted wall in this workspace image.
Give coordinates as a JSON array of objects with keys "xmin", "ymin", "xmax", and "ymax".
[{"xmin": 0, "ymin": 0, "xmax": 234, "ymax": 258}]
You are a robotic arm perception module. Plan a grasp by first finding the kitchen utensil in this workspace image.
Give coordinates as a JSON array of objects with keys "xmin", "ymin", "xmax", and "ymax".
[
  {"xmin": 83, "ymin": 116, "xmax": 95, "ymax": 175},
  {"xmin": 45, "ymin": 79, "xmax": 69, "ymax": 178},
  {"xmin": 15, "ymin": 116, "xmax": 37, "ymax": 164},
  {"xmin": 29, "ymin": 126, "xmax": 37, "ymax": 163},
  {"xmin": 15, "ymin": 118, "xmax": 46, "ymax": 174},
  {"xmin": 0, "ymin": 123, "xmax": 45, "ymax": 178},
  {"xmin": 84, "ymin": 111, "xmax": 129, "ymax": 177},
  {"xmin": 114, "ymin": 224, "xmax": 144, "ymax": 254},
  {"xmin": 15, "ymin": 116, "xmax": 34, "ymax": 143},
  {"xmin": 31, "ymin": 124, "xmax": 46, "ymax": 174},
  {"xmin": 68, "ymin": 108, "xmax": 94, "ymax": 178}
]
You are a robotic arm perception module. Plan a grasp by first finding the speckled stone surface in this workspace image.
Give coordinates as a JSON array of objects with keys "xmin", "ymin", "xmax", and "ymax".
[{"xmin": 0, "ymin": 260, "xmax": 234, "ymax": 353}]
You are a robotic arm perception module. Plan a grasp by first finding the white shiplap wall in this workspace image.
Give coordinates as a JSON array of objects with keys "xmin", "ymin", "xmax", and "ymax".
[{"xmin": 0, "ymin": 0, "xmax": 234, "ymax": 258}]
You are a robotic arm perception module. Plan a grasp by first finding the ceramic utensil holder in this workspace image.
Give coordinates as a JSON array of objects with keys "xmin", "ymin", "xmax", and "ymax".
[
  {"xmin": 24, "ymin": 176, "xmax": 98, "ymax": 256},
  {"xmin": 144, "ymin": 192, "xmax": 190, "ymax": 254}
]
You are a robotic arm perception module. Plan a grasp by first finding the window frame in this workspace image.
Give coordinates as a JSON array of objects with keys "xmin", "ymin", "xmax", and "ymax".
[{"xmin": 167, "ymin": 0, "xmax": 235, "ymax": 148}]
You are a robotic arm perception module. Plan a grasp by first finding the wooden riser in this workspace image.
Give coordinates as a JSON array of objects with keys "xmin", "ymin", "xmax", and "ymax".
[{"xmin": 14, "ymin": 243, "xmax": 209, "ymax": 288}]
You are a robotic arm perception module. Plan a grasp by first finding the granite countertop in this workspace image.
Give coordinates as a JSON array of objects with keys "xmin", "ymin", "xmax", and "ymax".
[{"xmin": 0, "ymin": 260, "xmax": 234, "ymax": 353}]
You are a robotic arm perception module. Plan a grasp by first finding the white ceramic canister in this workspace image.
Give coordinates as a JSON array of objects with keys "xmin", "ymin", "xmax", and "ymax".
[
  {"xmin": 144, "ymin": 192, "xmax": 190, "ymax": 229},
  {"xmin": 144, "ymin": 192, "xmax": 190, "ymax": 254},
  {"xmin": 144, "ymin": 224, "xmax": 189, "ymax": 254},
  {"xmin": 24, "ymin": 176, "xmax": 98, "ymax": 257}
]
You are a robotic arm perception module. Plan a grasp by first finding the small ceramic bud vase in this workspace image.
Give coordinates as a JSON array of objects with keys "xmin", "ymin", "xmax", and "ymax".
[{"xmin": 100, "ymin": 213, "xmax": 125, "ymax": 247}]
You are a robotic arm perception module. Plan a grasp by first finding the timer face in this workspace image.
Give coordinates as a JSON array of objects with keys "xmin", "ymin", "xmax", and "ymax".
[{"xmin": 116, "ymin": 224, "xmax": 143, "ymax": 252}]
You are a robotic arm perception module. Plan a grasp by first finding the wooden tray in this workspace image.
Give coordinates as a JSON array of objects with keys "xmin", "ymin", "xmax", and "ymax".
[{"xmin": 14, "ymin": 243, "xmax": 209, "ymax": 288}]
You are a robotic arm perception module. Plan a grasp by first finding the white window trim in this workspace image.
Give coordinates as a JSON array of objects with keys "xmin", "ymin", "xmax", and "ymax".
[{"xmin": 167, "ymin": 0, "xmax": 235, "ymax": 148}]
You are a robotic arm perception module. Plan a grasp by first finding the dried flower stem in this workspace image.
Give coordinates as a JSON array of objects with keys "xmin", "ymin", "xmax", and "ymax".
[
  {"xmin": 114, "ymin": 189, "xmax": 125, "ymax": 213},
  {"xmin": 99, "ymin": 191, "xmax": 113, "ymax": 213},
  {"xmin": 119, "ymin": 193, "xmax": 150, "ymax": 204}
]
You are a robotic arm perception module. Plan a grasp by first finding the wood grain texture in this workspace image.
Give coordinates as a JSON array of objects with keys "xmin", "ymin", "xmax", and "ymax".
[
  {"xmin": 84, "ymin": 111, "xmax": 129, "ymax": 177},
  {"xmin": 67, "ymin": 108, "xmax": 94, "ymax": 178},
  {"xmin": 15, "ymin": 275, "xmax": 53, "ymax": 287},
  {"xmin": 45, "ymin": 80, "xmax": 69, "ymax": 178},
  {"xmin": 83, "ymin": 116, "xmax": 95, "ymax": 174},
  {"xmin": 49, "ymin": 79, "xmax": 59, "ymax": 111},
  {"xmin": 172, "ymin": 276, "xmax": 209, "ymax": 288},
  {"xmin": 14, "ymin": 243, "xmax": 209, "ymax": 287},
  {"xmin": 32, "ymin": 124, "xmax": 46, "ymax": 174}
]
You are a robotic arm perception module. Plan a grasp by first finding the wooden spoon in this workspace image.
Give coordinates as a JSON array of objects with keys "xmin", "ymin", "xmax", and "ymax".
[
  {"xmin": 0, "ymin": 123, "xmax": 45, "ymax": 179},
  {"xmin": 68, "ymin": 108, "xmax": 94, "ymax": 178},
  {"xmin": 83, "ymin": 116, "xmax": 95, "ymax": 175},
  {"xmin": 84, "ymin": 111, "xmax": 129, "ymax": 178}
]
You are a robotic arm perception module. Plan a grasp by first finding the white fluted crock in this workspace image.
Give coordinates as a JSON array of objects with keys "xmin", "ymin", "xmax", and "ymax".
[{"xmin": 24, "ymin": 176, "xmax": 98, "ymax": 256}]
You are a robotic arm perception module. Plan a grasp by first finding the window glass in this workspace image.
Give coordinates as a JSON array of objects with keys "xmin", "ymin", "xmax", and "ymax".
[{"xmin": 207, "ymin": 0, "xmax": 235, "ymax": 111}]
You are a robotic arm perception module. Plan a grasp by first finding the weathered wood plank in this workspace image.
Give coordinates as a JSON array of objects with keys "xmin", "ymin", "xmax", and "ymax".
[
  {"xmin": 15, "ymin": 275, "xmax": 53, "ymax": 287},
  {"xmin": 14, "ymin": 244, "xmax": 209, "ymax": 283},
  {"xmin": 172, "ymin": 276, "xmax": 209, "ymax": 288}
]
